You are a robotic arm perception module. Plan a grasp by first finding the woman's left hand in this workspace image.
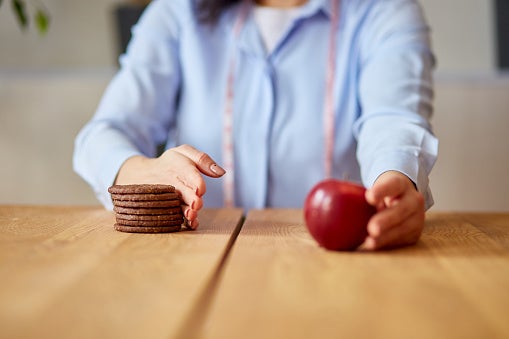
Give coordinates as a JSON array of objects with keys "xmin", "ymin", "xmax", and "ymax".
[{"xmin": 362, "ymin": 170, "xmax": 425, "ymax": 250}]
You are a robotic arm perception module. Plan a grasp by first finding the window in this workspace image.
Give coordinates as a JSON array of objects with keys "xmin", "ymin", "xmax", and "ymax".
[{"xmin": 495, "ymin": 0, "xmax": 509, "ymax": 70}]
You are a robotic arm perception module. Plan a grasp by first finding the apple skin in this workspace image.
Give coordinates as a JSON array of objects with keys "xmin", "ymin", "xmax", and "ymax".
[{"xmin": 304, "ymin": 179, "xmax": 377, "ymax": 251}]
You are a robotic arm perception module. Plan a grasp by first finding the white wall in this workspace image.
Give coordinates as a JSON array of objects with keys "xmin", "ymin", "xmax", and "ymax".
[
  {"xmin": 0, "ymin": 72, "xmax": 108, "ymax": 205},
  {"xmin": 430, "ymin": 76, "xmax": 509, "ymax": 211},
  {"xmin": 0, "ymin": 0, "xmax": 121, "ymax": 68},
  {"xmin": 0, "ymin": 0, "xmax": 498, "ymax": 74},
  {"xmin": 420, "ymin": 0, "xmax": 496, "ymax": 74}
]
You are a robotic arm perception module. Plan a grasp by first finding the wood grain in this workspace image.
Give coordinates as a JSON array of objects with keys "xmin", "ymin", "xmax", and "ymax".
[
  {"xmin": 203, "ymin": 210, "xmax": 509, "ymax": 339},
  {"xmin": 2, "ymin": 206, "xmax": 508, "ymax": 339},
  {"xmin": 0, "ymin": 205, "xmax": 243, "ymax": 339}
]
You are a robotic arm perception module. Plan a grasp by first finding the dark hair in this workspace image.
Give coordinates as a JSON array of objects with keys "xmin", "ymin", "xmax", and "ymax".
[{"xmin": 195, "ymin": 0, "xmax": 242, "ymax": 25}]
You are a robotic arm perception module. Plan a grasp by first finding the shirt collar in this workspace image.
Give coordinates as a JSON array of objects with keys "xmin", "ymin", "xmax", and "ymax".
[
  {"xmin": 300, "ymin": 0, "xmax": 336, "ymax": 19},
  {"xmin": 229, "ymin": 0, "xmax": 337, "ymax": 57}
]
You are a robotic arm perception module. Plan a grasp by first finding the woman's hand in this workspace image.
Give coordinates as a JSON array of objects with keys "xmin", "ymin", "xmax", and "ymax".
[
  {"xmin": 362, "ymin": 170, "xmax": 425, "ymax": 250},
  {"xmin": 114, "ymin": 144, "xmax": 225, "ymax": 229}
]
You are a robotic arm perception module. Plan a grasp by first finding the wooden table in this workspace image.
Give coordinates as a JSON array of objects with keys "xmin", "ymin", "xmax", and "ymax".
[{"xmin": 1, "ymin": 206, "xmax": 508, "ymax": 339}]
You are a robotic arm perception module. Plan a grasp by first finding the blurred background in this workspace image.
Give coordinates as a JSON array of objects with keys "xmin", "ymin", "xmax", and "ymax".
[{"xmin": 0, "ymin": 0, "xmax": 508, "ymax": 211}]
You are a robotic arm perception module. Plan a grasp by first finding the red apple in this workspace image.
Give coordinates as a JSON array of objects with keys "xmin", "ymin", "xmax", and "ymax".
[{"xmin": 304, "ymin": 179, "xmax": 376, "ymax": 251}]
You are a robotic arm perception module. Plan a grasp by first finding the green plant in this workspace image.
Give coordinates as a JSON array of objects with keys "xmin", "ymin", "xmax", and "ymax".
[{"xmin": 1, "ymin": 0, "xmax": 50, "ymax": 35}]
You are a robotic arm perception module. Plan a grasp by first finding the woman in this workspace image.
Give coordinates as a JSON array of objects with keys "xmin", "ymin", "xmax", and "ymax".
[{"xmin": 74, "ymin": 0, "xmax": 438, "ymax": 250}]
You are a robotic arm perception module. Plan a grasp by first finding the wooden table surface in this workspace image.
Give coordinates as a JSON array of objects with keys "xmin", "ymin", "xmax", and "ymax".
[{"xmin": 1, "ymin": 206, "xmax": 508, "ymax": 339}]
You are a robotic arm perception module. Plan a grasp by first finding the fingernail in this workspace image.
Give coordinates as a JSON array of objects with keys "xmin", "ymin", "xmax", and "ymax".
[{"xmin": 210, "ymin": 163, "xmax": 226, "ymax": 176}]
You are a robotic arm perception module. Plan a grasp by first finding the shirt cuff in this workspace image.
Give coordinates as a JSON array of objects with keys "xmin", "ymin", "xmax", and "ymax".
[
  {"xmin": 95, "ymin": 148, "xmax": 143, "ymax": 210},
  {"xmin": 362, "ymin": 150, "xmax": 434, "ymax": 210}
]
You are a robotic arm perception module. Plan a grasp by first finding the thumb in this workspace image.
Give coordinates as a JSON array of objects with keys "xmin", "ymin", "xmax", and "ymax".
[{"xmin": 174, "ymin": 144, "xmax": 226, "ymax": 178}]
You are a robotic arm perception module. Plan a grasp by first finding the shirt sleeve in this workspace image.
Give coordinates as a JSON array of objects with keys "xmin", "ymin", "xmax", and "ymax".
[
  {"xmin": 353, "ymin": 0, "xmax": 439, "ymax": 209},
  {"xmin": 73, "ymin": 0, "xmax": 183, "ymax": 209}
]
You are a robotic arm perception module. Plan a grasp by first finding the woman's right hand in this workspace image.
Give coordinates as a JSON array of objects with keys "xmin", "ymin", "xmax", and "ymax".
[{"xmin": 114, "ymin": 144, "xmax": 226, "ymax": 229}]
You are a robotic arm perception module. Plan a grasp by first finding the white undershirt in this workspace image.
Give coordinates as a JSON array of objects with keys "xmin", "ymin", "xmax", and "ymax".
[{"xmin": 253, "ymin": 6, "xmax": 302, "ymax": 54}]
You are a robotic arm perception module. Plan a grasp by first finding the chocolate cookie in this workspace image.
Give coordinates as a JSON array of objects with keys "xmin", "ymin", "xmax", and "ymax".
[
  {"xmin": 115, "ymin": 212, "xmax": 184, "ymax": 222},
  {"xmin": 113, "ymin": 206, "xmax": 183, "ymax": 215},
  {"xmin": 109, "ymin": 184, "xmax": 186, "ymax": 233},
  {"xmin": 110, "ymin": 192, "xmax": 180, "ymax": 202},
  {"xmin": 108, "ymin": 184, "xmax": 176, "ymax": 195},
  {"xmin": 114, "ymin": 224, "xmax": 181, "ymax": 233},
  {"xmin": 112, "ymin": 199, "xmax": 181, "ymax": 208},
  {"xmin": 116, "ymin": 217, "xmax": 184, "ymax": 227}
]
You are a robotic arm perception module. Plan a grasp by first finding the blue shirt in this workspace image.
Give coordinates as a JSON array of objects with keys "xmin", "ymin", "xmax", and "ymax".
[{"xmin": 74, "ymin": 0, "xmax": 438, "ymax": 210}]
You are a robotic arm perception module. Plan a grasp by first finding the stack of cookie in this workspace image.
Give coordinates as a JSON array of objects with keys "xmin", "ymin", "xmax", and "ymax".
[{"xmin": 108, "ymin": 184, "xmax": 185, "ymax": 233}]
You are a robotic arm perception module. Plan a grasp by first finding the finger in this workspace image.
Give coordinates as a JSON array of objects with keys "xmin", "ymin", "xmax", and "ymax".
[
  {"xmin": 365, "ymin": 193, "xmax": 425, "ymax": 250},
  {"xmin": 370, "ymin": 188, "xmax": 424, "ymax": 239},
  {"xmin": 157, "ymin": 149, "xmax": 208, "ymax": 197},
  {"xmin": 174, "ymin": 177, "xmax": 203, "ymax": 210},
  {"xmin": 181, "ymin": 204, "xmax": 201, "ymax": 230},
  {"xmin": 365, "ymin": 172, "xmax": 406, "ymax": 206},
  {"xmin": 190, "ymin": 218, "xmax": 200, "ymax": 229},
  {"xmin": 367, "ymin": 195, "xmax": 416, "ymax": 237},
  {"xmin": 366, "ymin": 211, "xmax": 424, "ymax": 250},
  {"xmin": 174, "ymin": 144, "xmax": 226, "ymax": 178},
  {"xmin": 173, "ymin": 171, "xmax": 205, "ymax": 196}
]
